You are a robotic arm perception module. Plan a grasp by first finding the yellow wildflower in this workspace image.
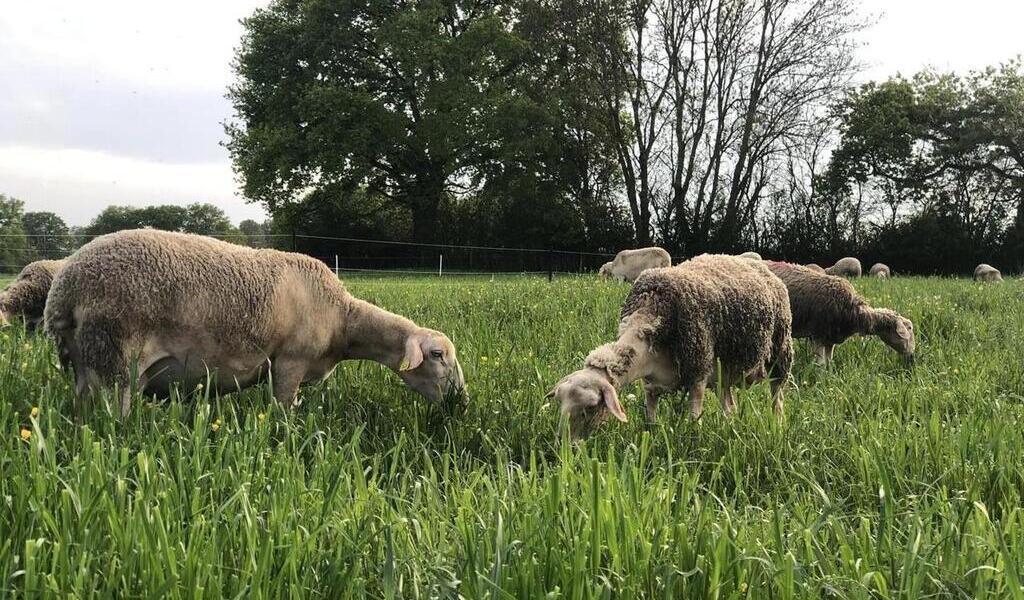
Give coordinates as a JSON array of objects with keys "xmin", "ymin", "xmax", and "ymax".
[
  {"xmin": 211, "ymin": 422, "xmax": 220, "ymax": 433},
  {"xmin": 258, "ymin": 413, "xmax": 266, "ymax": 423},
  {"xmin": 30, "ymin": 406, "xmax": 39, "ymax": 418},
  {"xmin": 20, "ymin": 428, "xmax": 31, "ymax": 441},
  {"xmin": 196, "ymin": 383, "xmax": 205, "ymax": 391}
]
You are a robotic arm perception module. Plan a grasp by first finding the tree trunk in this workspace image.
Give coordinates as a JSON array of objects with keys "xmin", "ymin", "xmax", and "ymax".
[{"xmin": 406, "ymin": 171, "xmax": 446, "ymax": 244}]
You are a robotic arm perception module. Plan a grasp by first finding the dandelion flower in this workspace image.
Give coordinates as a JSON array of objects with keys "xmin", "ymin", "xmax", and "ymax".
[
  {"xmin": 30, "ymin": 406, "xmax": 39, "ymax": 418},
  {"xmin": 20, "ymin": 428, "xmax": 31, "ymax": 441},
  {"xmin": 196, "ymin": 383, "xmax": 205, "ymax": 391},
  {"xmin": 211, "ymin": 422, "xmax": 220, "ymax": 433},
  {"xmin": 258, "ymin": 413, "xmax": 266, "ymax": 423},
  {"xmin": 626, "ymin": 393, "xmax": 637, "ymax": 402}
]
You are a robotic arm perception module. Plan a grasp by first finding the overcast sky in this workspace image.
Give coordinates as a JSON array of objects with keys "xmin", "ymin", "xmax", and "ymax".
[{"xmin": 1, "ymin": 0, "xmax": 1022, "ymax": 226}]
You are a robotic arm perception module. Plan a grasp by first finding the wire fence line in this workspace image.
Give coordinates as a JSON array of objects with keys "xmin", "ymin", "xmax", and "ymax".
[{"xmin": 0, "ymin": 231, "xmax": 653, "ymax": 278}]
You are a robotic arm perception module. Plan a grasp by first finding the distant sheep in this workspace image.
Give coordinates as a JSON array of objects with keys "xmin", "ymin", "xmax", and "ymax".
[
  {"xmin": 598, "ymin": 247, "xmax": 672, "ymax": 283},
  {"xmin": 805, "ymin": 264, "xmax": 826, "ymax": 274},
  {"xmin": 550, "ymin": 254, "xmax": 792, "ymax": 439},
  {"xmin": 738, "ymin": 251, "xmax": 762, "ymax": 260},
  {"xmin": 869, "ymin": 263, "xmax": 891, "ymax": 278},
  {"xmin": 974, "ymin": 264, "xmax": 1002, "ymax": 282},
  {"xmin": 0, "ymin": 259, "xmax": 65, "ymax": 331},
  {"xmin": 44, "ymin": 229, "xmax": 466, "ymax": 418},
  {"xmin": 766, "ymin": 261, "xmax": 915, "ymax": 366},
  {"xmin": 825, "ymin": 257, "xmax": 862, "ymax": 278}
]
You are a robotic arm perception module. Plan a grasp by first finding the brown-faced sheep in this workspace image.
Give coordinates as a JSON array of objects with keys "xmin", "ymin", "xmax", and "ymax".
[
  {"xmin": 44, "ymin": 229, "xmax": 466, "ymax": 419},
  {"xmin": 549, "ymin": 254, "xmax": 792, "ymax": 439},
  {"xmin": 974, "ymin": 264, "xmax": 1002, "ymax": 282},
  {"xmin": 806, "ymin": 264, "xmax": 826, "ymax": 273},
  {"xmin": 598, "ymin": 247, "xmax": 672, "ymax": 282},
  {"xmin": 869, "ymin": 263, "xmax": 891, "ymax": 278},
  {"xmin": 825, "ymin": 257, "xmax": 862, "ymax": 278},
  {"xmin": 0, "ymin": 259, "xmax": 65, "ymax": 330},
  {"xmin": 765, "ymin": 261, "xmax": 915, "ymax": 366},
  {"xmin": 738, "ymin": 251, "xmax": 762, "ymax": 260}
]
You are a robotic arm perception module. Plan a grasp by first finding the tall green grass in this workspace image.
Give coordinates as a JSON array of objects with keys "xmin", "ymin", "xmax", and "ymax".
[{"xmin": 2, "ymin": 275, "xmax": 1023, "ymax": 597}]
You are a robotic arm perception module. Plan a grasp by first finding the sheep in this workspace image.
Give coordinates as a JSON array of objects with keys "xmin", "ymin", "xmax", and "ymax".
[
  {"xmin": 869, "ymin": 263, "xmax": 891, "ymax": 278},
  {"xmin": 825, "ymin": 257, "xmax": 862, "ymax": 278},
  {"xmin": 598, "ymin": 247, "xmax": 672, "ymax": 283},
  {"xmin": 0, "ymin": 259, "xmax": 65, "ymax": 330},
  {"xmin": 549, "ymin": 254, "xmax": 792, "ymax": 439},
  {"xmin": 738, "ymin": 251, "xmax": 762, "ymax": 260},
  {"xmin": 44, "ymin": 229, "xmax": 466, "ymax": 419},
  {"xmin": 765, "ymin": 261, "xmax": 915, "ymax": 366},
  {"xmin": 805, "ymin": 263, "xmax": 826, "ymax": 274},
  {"xmin": 974, "ymin": 263, "xmax": 1002, "ymax": 282}
]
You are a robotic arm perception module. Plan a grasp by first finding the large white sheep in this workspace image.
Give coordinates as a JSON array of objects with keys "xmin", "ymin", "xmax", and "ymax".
[
  {"xmin": 0, "ymin": 259, "xmax": 65, "ymax": 330},
  {"xmin": 869, "ymin": 263, "xmax": 891, "ymax": 278},
  {"xmin": 550, "ymin": 254, "xmax": 792, "ymax": 439},
  {"xmin": 44, "ymin": 229, "xmax": 466, "ymax": 418},
  {"xmin": 825, "ymin": 257, "xmax": 862, "ymax": 278},
  {"xmin": 738, "ymin": 251, "xmax": 762, "ymax": 260},
  {"xmin": 598, "ymin": 247, "xmax": 672, "ymax": 282},
  {"xmin": 974, "ymin": 263, "xmax": 1002, "ymax": 282}
]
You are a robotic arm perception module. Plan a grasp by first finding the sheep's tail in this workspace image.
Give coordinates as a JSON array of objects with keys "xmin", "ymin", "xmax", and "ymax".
[{"xmin": 43, "ymin": 272, "xmax": 78, "ymax": 372}]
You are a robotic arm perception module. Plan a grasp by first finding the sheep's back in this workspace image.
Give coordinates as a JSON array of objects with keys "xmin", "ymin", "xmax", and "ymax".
[{"xmin": 767, "ymin": 261, "xmax": 864, "ymax": 343}]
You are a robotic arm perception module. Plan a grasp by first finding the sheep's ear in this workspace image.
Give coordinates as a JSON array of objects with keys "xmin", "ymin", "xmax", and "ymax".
[
  {"xmin": 544, "ymin": 386, "xmax": 557, "ymax": 399},
  {"xmin": 897, "ymin": 320, "xmax": 913, "ymax": 339},
  {"xmin": 600, "ymin": 380, "xmax": 627, "ymax": 423},
  {"xmin": 399, "ymin": 335, "xmax": 425, "ymax": 371}
]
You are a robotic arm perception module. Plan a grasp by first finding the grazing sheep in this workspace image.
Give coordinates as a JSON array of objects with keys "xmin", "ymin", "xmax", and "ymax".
[
  {"xmin": 825, "ymin": 257, "xmax": 862, "ymax": 278},
  {"xmin": 869, "ymin": 263, "xmax": 891, "ymax": 278},
  {"xmin": 598, "ymin": 247, "xmax": 672, "ymax": 283},
  {"xmin": 805, "ymin": 264, "xmax": 826, "ymax": 274},
  {"xmin": 974, "ymin": 263, "xmax": 1002, "ymax": 282},
  {"xmin": 765, "ymin": 261, "xmax": 915, "ymax": 366},
  {"xmin": 0, "ymin": 259, "xmax": 65, "ymax": 330},
  {"xmin": 549, "ymin": 254, "xmax": 792, "ymax": 439},
  {"xmin": 44, "ymin": 229, "xmax": 466, "ymax": 418},
  {"xmin": 738, "ymin": 251, "xmax": 762, "ymax": 260}
]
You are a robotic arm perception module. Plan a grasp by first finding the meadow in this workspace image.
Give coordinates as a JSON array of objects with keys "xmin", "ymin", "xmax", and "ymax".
[{"xmin": 2, "ymin": 274, "xmax": 1024, "ymax": 598}]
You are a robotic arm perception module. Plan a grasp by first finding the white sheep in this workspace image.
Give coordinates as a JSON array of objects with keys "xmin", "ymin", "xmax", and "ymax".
[
  {"xmin": 44, "ymin": 229, "xmax": 466, "ymax": 418},
  {"xmin": 974, "ymin": 264, "xmax": 1002, "ymax": 282},
  {"xmin": 825, "ymin": 257, "xmax": 862, "ymax": 278},
  {"xmin": 598, "ymin": 247, "xmax": 672, "ymax": 282},
  {"xmin": 869, "ymin": 263, "xmax": 891, "ymax": 278}
]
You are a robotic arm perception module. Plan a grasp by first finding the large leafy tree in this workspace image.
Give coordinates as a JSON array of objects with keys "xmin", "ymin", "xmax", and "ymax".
[
  {"xmin": 85, "ymin": 203, "xmax": 237, "ymax": 237},
  {"xmin": 23, "ymin": 211, "xmax": 73, "ymax": 259},
  {"xmin": 227, "ymin": 0, "xmax": 531, "ymax": 244},
  {"xmin": 0, "ymin": 195, "xmax": 29, "ymax": 272}
]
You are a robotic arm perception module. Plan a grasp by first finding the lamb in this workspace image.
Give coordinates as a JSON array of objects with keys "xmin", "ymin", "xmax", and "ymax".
[
  {"xmin": 974, "ymin": 263, "xmax": 1002, "ymax": 282},
  {"xmin": 825, "ymin": 257, "xmax": 862, "ymax": 277},
  {"xmin": 598, "ymin": 247, "xmax": 672, "ymax": 282},
  {"xmin": 869, "ymin": 263, "xmax": 891, "ymax": 278},
  {"xmin": 765, "ymin": 261, "xmax": 915, "ymax": 366},
  {"xmin": 44, "ymin": 229, "xmax": 466, "ymax": 418},
  {"xmin": 549, "ymin": 254, "xmax": 793, "ymax": 439},
  {"xmin": 805, "ymin": 264, "xmax": 826, "ymax": 274},
  {"xmin": 738, "ymin": 251, "xmax": 762, "ymax": 260},
  {"xmin": 0, "ymin": 259, "xmax": 65, "ymax": 330}
]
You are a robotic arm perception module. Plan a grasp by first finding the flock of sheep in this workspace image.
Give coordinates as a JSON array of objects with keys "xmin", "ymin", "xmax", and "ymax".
[{"xmin": 0, "ymin": 230, "xmax": 1003, "ymax": 439}]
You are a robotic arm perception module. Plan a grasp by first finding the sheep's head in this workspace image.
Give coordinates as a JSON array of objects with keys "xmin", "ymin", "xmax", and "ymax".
[
  {"xmin": 546, "ymin": 368, "xmax": 626, "ymax": 440},
  {"xmin": 874, "ymin": 310, "xmax": 915, "ymax": 364},
  {"xmin": 598, "ymin": 262, "xmax": 613, "ymax": 278},
  {"xmin": 397, "ymin": 329, "xmax": 466, "ymax": 406}
]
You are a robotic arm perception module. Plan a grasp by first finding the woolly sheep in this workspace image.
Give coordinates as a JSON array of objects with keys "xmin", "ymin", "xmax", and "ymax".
[
  {"xmin": 44, "ymin": 229, "xmax": 466, "ymax": 418},
  {"xmin": 598, "ymin": 247, "xmax": 672, "ymax": 283},
  {"xmin": 974, "ymin": 263, "xmax": 1002, "ymax": 282},
  {"xmin": 738, "ymin": 251, "xmax": 762, "ymax": 260},
  {"xmin": 549, "ymin": 254, "xmax": 792, "ymax": 439},
  {"xmin": 869, "ymin": 263, "xmax": 891, "ymax": 278},
  {"xmin": 765, "ymin": 262, "xmax": 915, "ymax": 366},
  {"xmin": 805, "ymin": 263, "xmax": 826, "ymax": 273},
  {"xmin": 0, "ymin": 259, "xmax": 65, "ymax": 330},
  {"xmin": 825, "ymin": 257, "xmax": 862, "ymax": 278}
]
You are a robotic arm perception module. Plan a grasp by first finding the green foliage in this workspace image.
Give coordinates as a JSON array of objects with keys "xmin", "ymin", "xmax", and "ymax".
[
  {"xmin": 4, "ymin": 275, "xmax": 1024, "ymax": 596},
  {"xmin": 0, "ymin": 194, "xmax": 29, "ymax": 273},
  {"xmin": 85, "ymin": 203, "xmax": 239, "ymax": 237},
  {"xmin": 22, "ymin": 212, "xmax": 73, "ymax": 260}
]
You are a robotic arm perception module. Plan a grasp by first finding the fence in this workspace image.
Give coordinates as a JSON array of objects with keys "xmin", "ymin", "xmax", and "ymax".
[{"xmin": 0, "ymin": 232, "xmax": 629, "ymax": 278}]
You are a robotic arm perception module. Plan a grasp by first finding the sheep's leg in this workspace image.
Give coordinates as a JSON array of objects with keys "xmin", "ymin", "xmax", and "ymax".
[
  {"xmin": 812, "ymin": 342, "xmax": 828, "ymax": 366},
  {"xmin": 642, "ymin": 382, "xmax": 660, "ymax": 425},
  {"xmin": 73, "ymin": 320, "xmax": 129, "ymax": 422},
  {"xmin": 824, "ymin": 344, "xmax": 835, "ymax": 365},
  {"xmin": 688, "ymin": 383, "xmax": 706, "ymax": 420},
  {"xmin": 270, "ymin": 358, "xmax": 306, "ymax": 408}
]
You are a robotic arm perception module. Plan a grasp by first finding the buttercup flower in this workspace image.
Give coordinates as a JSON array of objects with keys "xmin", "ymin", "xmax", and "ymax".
[
  {"xmin": 20, "ymin": 428, "xmax": 31, "ymax": 441},
  {"xmin": 30, "ymin": 406, "xmax": 39, "ymax": 418}
]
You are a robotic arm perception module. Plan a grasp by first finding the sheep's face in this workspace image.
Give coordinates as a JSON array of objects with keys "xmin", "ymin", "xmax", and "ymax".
[
  {"xmin": 546, "ymin": 369, "xmax": 626, "ymax": 440},
  {"xmin": 598, "ymin": 263, "xmax": 613, "ymax": 278},
  {"xmin": 398, "ymin": 330, "xmax": 466, "ymax": 405},
  {"xmin": 877, "ymin": 313, "xmax": 915, "ymax": 362}
]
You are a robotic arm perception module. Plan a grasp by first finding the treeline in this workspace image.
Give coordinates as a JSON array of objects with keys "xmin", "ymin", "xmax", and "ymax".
[
  {"xmin": 0, "ymin": 195, "xmax": 276, "ymax": 271},
  {"xmin": 226, "ymin": 0, "xmax": 1024, "ymax": 273}
]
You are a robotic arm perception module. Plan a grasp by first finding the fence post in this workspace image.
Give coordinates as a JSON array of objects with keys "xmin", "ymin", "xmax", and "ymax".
[
  {"xmin": 547, "ymin": 250, "xmax": 553, "ymax": 282},
  {"xmin": 439, "ymin": 254, "xmax": 443, "ymax": 277},
  {"xmin": 334, "ymin": 254, "xmax": 339, "ymax": 276}
]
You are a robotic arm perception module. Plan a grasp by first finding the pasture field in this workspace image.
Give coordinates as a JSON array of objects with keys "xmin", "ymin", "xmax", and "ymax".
[{"xmin": 3, "ymin": 274, "xmax": 1024, "ymax": 598}]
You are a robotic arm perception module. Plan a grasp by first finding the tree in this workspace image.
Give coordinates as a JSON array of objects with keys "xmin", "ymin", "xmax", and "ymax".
[
  {"xmin": 23, "ymin": 212, "xmax": 73, "ymax": 259},
  {"xmin": 85, "ymin": 203, "xmax": 237, "ymax": 237},
  {"xmin": 227, "ymin": 0, "xmax": 531, "ymax": 244},
  {"xmin": 0, "ymin": 195, "xmax": 29, "ymax": 272}
]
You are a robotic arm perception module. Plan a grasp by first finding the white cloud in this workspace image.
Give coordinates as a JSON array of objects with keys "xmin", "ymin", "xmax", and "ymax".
[{"xmin": 0, "ymin": 146, "xmax": 266, "ymax": 226}]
